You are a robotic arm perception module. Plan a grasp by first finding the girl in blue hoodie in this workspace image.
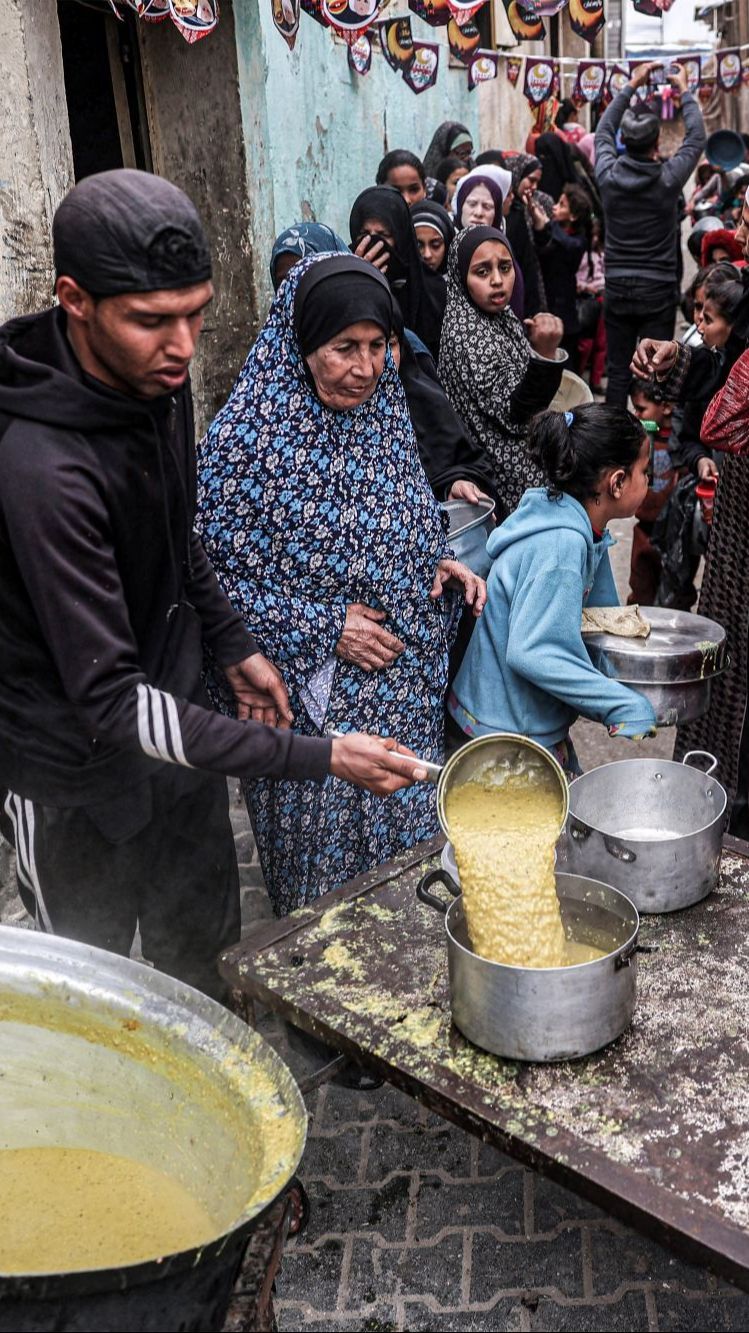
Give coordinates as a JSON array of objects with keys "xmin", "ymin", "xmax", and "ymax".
[{"xmin": 448, "ymin": 404, "xmax": 657, "ymax": 776}]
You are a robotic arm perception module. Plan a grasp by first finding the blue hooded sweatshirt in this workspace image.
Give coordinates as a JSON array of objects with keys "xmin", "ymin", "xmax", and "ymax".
[{"xmin": 449, "ymin": 488, "xmax": 657, "ymax": 748}]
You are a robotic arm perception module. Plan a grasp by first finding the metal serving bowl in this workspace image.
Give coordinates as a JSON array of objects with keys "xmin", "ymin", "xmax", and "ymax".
[
  {"xmin": 437, "ymin": 732, "xmax": 569, "ymax": 842},
  {"xmin": 440, "ymin": 498, "xmax": 495, "ymax": 577}
]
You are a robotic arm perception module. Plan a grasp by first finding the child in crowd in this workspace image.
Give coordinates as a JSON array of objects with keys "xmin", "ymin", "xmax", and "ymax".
[
  {"xmin": 628, "ymin": 381, "xmax": 676, "ymax": 606},
  {"xmin": 447, "ymin": 405, "xmax": 656, "ymax": 777},
  {"xmin": 576, "ymin": 215, "xmax": 606, "ymax": 393}
]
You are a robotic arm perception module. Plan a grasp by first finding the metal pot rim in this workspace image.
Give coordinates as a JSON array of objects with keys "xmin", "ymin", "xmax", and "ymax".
[
  {"xmin": 440, "ymin": 497, "xmax": 496, "ymax": 538},
  {"xmin": 437, "ymin": 732, "xmax": 569, "ymax": 840},
  {"xmin": 442, "ymin": 875, "xmax": 639, "ymax": 974},
  {"xmin": 568, "ymin": 755, "xmax": 728, "ymax": 840}
]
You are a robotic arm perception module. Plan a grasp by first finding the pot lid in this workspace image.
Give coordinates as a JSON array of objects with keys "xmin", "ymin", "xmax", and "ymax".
[
  {"xmin": 583, "ymin": 607, "xmax": 727, "ymax": 684},
  {"xmin": 440, "ymin": 497, "xmax": 495, "ymax": 539}
]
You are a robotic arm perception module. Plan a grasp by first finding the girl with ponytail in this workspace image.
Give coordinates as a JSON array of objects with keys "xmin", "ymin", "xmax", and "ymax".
[{"xmin": 447, "ymin": 403, "xmax": 657, "ymax": 776}]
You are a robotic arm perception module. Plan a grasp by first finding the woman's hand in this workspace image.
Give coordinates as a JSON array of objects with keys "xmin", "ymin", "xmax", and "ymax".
[
  {"xmin": 447, "ymin": 479, "xmax": 492, "ymax": 504},
  {"xmin": 631, "ymin": 338, "xmax": 678, "ymax": 381},
  {"xmin": 354, "ymin": 234, "xmax": 390, "ymax": 274},
  {"xmin": 524, "ymin": 313, "xmax": 564, "ymax": 361},
  {"xmin": 697, "ymin": 455, "xmax": 719, "ymax": 481},
  {"xmin": 330, "ymin": 733, "xmax": 427, "ymax": 793},
  {"xmin": 224, "ymin": 654, "xmax": 294, "ymax": 727},
  {"xmin": 431, "ymin": 558, "xmax": 487, "ymax": 618},
  {"xmin": 527, "ymin": 198, "xmax": 549, "ymax": 231},
  {"xmin": 336, "ymin": 603, "xmax": 405, "ymax": 672}
]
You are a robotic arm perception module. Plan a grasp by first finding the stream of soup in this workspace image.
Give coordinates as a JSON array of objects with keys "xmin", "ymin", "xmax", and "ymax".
[
  {"xmin": 446, "ymin": 775, "xmax": 605, "ymax": 968},
  {"xmin": 0, "ymin": 1146, "xmax": 218, "ymax": 1273}
]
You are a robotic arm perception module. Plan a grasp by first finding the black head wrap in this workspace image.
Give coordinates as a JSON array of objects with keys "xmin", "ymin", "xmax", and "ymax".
[
  {"xmin": 456, "ymin": 226, "xmax": 515, "ymax": 290},
  {"xmin": 409, "ymin": 200, "xmax": 455, "ymax": 273},
  {"xmin": 293, "ymin": 255, "xmax": 393, "ymax": 357},
  {"xmin": 349, "ymin": 186, "xmax": 447, "ymax": 358},
  {"xmin": 423, "ymin": 121, "xmax": 473, "ymax": 177},
  {"xmin": 536, "ymin": 133, "xmax": 577, "ymax": 202},
  {"xmin": 53, "ymin": 168, "xmax": 212, "ymax": 296}
]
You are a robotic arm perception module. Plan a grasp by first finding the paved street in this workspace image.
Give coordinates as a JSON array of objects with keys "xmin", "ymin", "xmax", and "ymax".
[{"xmin": 2, "ymin": 524, "xmax": 746, "ymax": 1332}]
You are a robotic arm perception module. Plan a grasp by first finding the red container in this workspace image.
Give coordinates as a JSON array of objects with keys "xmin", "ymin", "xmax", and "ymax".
[{"xmin": 696, "ymin": 476, "xmax": 717, "ymax": 526}]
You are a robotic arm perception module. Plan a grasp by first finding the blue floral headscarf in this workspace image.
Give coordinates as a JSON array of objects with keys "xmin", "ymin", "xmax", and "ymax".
[{"xmin": 269, "ymin": 222, "xmax": 349, "ymax": 290}]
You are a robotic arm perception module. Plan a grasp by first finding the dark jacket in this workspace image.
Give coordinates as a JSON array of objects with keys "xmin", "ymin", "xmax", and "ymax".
[
  {"xmin": 595, "ymin": 85, "xmax": 705, "ymax": 283},
  {"xmin": 506, "ymin": 203, "xmax": 545, "ymax": 319},
  {"xmin": 0, "ymin": 307, "xmax": 330, "ymax": 807},
  {"xmin": 534, "ymin": 221, "xmax": 586, "ymax": 335}
]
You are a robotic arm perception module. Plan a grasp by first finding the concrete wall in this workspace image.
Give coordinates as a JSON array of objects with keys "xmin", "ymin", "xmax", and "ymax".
[{"xmin": 0, "ymin": 0, "xmax": 73, "ymax": 322}]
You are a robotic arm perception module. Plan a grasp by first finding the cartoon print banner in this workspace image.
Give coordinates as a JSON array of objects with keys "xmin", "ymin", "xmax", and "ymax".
[
  {"xmin": 568, "ymin": 0, "xmax": 604, "ymax": 45},
  {"xmin": 448, "ymin": 16, "xmax": 480, "ymax": 63},
  {"xmin": 506, "ymin": 54, "xmax": 523, "ymax": 85},
  {"xmin": 348, "ymin": 31, "xmax": 372, "ymax": 72},
  {"xmin": 524, "ymin": 57, "xmax": 556, "ymax": 105},
  {"xmin": 607, "ymin": 63, "xmax": 630, "ymax": 98},
  {"xmin": 717, "ymin": 49, "xmax": 742, "ymax": 92},
  {"xmin": 408, "ymin": 0, "xmax": 451, "ymax": 25},
  {"xmin": 323, "ymin": 0, "xmax": 382, "ymax": 39},
  {"xmin": 574, "ymin": 59, "xmax": 606, "ymax": 103},
  {"xmin": 403, "ymin": 41, "xmax": 440, "ymax": 92},
  {"xmin": 271, "ymin": 0, "xmax": 300, "ymax": 48},
  {"xmin": 682, "ymin": 55, "xmax": 702, "ymax": 93},
  {"xmin": 119, "ymin": 0, "xmax": 219, "ymax": 40},
  {"xmin": 467, "ymin": 49, "xmax": 499, "ymax": 90},
  {"xmin": 380, "ymin": 17, "xmax": 414, "ymax": 69},
  {"xmin": 501, "ymin": 0, "xmax": 545, "ymax": 42}
]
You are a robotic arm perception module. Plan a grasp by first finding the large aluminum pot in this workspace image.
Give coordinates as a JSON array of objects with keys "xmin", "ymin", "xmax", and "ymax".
[
  {"xmin": 437, "ymin": 732, "xmax": 569, "ymax": 840},
  {"xmin": 564, "ymin": 751, "xmax": 727, "ymax": 914},
  {"xmin": 417, "ymin": 869, "xmax": 640, "ymax": 1062},
  {"xmin": 0, "ymin": 927, "xmax": 306, "ymax": 1332},
  {"xmin": 440, "ymin": 498, "xmax": 495, "ymax": 577}
]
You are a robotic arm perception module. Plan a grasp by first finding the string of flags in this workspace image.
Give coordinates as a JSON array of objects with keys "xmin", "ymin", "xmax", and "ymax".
[{"xmin": 95, "ymin": 0, "xmax": 219, "ymax": 43}]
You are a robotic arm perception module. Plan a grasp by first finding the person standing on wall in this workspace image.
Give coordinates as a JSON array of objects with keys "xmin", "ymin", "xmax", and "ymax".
[
  {"xmin": 0, "ymin": 169, "xmax": 428, "ymax": 1003},
  {"xmin": 595, "ymin": 60, "xmax": 706, "ymax": 407}
]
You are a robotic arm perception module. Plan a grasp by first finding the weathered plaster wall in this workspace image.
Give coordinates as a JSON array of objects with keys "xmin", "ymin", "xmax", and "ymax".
[{"xmin": 0, "ymin": 0, "xmax": 73, "ymax": 322}]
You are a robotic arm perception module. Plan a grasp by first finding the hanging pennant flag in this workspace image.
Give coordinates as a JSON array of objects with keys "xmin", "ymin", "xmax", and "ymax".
[
  {"xmin": 300, "ymin": 0, "xmax": 327, "ymax": 24},
  {"xmin": 632, "ymin": 0, "xmax": 662, "ymax": 13},
  {"xmin": 716, "ymin": 49, "xmax": 742, "ymax": 93},
  {"xmin": 271, "ymin": 0, "xmax": 300, "ymax": 48},
  {"xmin": 167, "ymin": 0, "xmax": 219, "ymax": 42},
  {"xmin": 137, "ymin": 1, "xmax": 170, "ymax": 21},
  {"xmin": 403, "ymin": 41, "xmax": 440, "ymax": 92},
  {"xmin": 501, "ymin": 0, "xmax": 545, "ymax": 42},
  {"xmin": 551, "ymin": 58, "xmax": 561, "ymax": 96},
  {"xmin": 408, "ymin": 0, "xmax": 450, "ymax": 25},
  {"xmin": 348, "ymin": 31, "xmax": 372, "ymax": 72},
  {"xmin": 681, "ymin": 55, "xmax": 701, "ymax": 94},
  {"xmin": 380, "ymin": 17, "xmax": 415, "ymax": 70},
  {"xmin": 467, "ymin": 49, "xmax": 499, "ymax": 90},
  {"xmin": 607, "ymin": 63, "xmax": 630, "ymax": 98},
  {"xmin": 448, "ymin": 16, "xmax": 480, "ymax": 63},
  {"xmin": 446, "ymin": 0, "xmax": 487, "ymax": 23},
  {"xmin": 524, "ymin": 57, "xmax": 556, "ymax": 105},
  {"xmin": 568, "ymin": 0, "xmax": 604, "ymax": 44},
  {"xmin": 574, "ymin": 59, "xmax": 605, "ymax": 103},
  {"xmin": 506, "ymin": 54, "xmax": 523, "ymax": 85},
  {"xmin": 323, "ymin": 0, "xmax": 382, "ymax": 37},
  {"xmin": 535, "ymin": 0, "xmax": 567, "ymax": 13}
]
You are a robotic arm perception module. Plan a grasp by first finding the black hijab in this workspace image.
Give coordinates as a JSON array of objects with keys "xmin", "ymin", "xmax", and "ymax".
[
  {"xmin": 391, "ymin": 302, "xmax": 495, "ymax": 501},
  {"xmin": 536, "ymin": 133, "xmax": 576, "ymax": 202},
  {"xmin": 350, "ymin": 186, "xmax": 447, "ymax": 359},
  {"xmin": 409, "ymin": 199, "xmax": 455, "ymax": 275},
  {"xmin": 422, "ymin": 121, "xmax": 473, "ymax": 178},
  {"xmin": 294, "ymin": 256, "xmax": 392, "ymax": 356}
]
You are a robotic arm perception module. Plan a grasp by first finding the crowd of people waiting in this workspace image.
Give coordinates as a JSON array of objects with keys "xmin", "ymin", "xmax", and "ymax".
[{"xmin": 1, "ymin": 59, "xmax": 749, "ymax": 1022}]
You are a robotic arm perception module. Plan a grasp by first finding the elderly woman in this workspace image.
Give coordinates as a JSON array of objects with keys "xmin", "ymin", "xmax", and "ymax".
[{"xmin": 198, "ymin": 254, "xmax": 484, "ymax": 914}]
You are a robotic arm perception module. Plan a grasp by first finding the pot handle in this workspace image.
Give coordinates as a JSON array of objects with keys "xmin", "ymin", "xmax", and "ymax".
[
  {"xmin": 616, "ymin": 942, "xmax": 659, "ymax": 970},
  {"xmin": 682, "ymin": 750, "xmax": 718, "ymax": 777},
  {"xmin": 569, "ymin": 817, "xmax": 592, "ymax": 844},
  {"xmin": 417, "ymin": 868, "xmax": 461, "ymax": 914}
]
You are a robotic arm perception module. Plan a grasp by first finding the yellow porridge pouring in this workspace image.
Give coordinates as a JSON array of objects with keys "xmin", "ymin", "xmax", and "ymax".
[
  {"xmin": 445, "ymin": 775, "xmax": 605, "ymax": 969},
  {"xmin": 0, "ymin": 1146, "xmax": 218, "ymax": 1273}
]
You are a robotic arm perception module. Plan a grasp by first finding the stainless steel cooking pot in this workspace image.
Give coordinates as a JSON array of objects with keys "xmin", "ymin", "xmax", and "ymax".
[
  {"xmin": 440, "ymin": 497, "xmax": 495, "ymax": 577},
  {"xmin": 582, "ymin": 607, "xmax": 728, "ymax": 726},
  {"xmin": 417, "ymin": 869, "xmax": 641, "ymax": 1062},
  {"xmin": 0, "ymin": 927, "xmax": 306, "ymax": 1331},
  {"xmin": 564, "ymin": 750, "xmax": 727, "ymax": 914},
  {"xmin": 437, "ymin": 732, "xmax": 569, "ymax": 840}
]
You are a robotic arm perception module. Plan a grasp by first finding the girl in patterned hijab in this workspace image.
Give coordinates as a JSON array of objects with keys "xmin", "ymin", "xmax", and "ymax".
[
  {"xmin": 198, "ymin": 253, "xmax": 482, "ymax": 913},
  {"xmin": 438, "ymin": 226, "xmax": 566, "ymax": 513},
  {"xmin": 269, "ymin": 221, "xmax": 349, "ymax": 291}
]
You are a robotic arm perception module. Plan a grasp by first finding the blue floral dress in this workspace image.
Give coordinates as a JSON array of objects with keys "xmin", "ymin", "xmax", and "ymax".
[{"xmin": 197, "ymin": 254, "xmax": 456, "ymax": 915}]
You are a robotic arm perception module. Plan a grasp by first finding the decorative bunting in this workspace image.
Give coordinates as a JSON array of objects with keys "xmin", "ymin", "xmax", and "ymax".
[
  {"xmin": 523, "ymin": 57, "xmax": 556, "ymax": 105},
  {"xmin": 467, "ymin": 49, "xmax": 499, "ymax": 90},
  {"xmin": 379, "ymin": 16, "xmax": 414, "ymax": 69},
  {"xmin": 607, "ymin": 63, "xmax": 630, "ymax": 98},
  {"xmin": 682, "ymin": 56, "xmax": 702, "ymax": 94},
  {"xmin": 271, "ymin": 0, "xmax": 300, "ymax": 49},
  {"xmin": 403, "ymin": 41, "xmax": 440, "ymax": 92},
  {"xmin": 300, "ymin": 0, "xmax": 327, "ymax": 25},
  {"xmin": 568, "ymin": 0, "xmax": 604, "ymax": 44},
  {"xmin": 574, "ymin": 59, "xmax": 606, "ymax": 103},
  {"xmin": 716, "ymin": 49, "xmax": 742, "ymax": 92},
  {"xmin": 501, "ymin": 0, "xmax": 545, "ymax": 42},
  {"xmin": 348, "ymin": 31, "xmax": 372, "ymax": 72},
  {"xmin": 446, "ymin": 0, "xmax": 488, "ymax": 21},
  {"xmin": 407, "ymin": 0, "xmax": 451, "ymax": 25},
  {"xmin": 447, "ymin": 16, "xmax": 480, "ymax": 64},
  {"xmin": 322, "ymin": 0, "xmax": 382, "ymax": 38},
  {"xmin": 535, "ymin": 0, "xmax": 567, "ymax": 13},
  {"xmin": 506, "ymin": 54, "xmax": 523, "ymax": 86}
]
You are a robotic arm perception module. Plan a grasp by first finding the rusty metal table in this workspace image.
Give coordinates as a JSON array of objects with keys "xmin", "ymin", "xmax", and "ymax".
[{"xmin": 221, "ymin": 834, "xmax": 749, "ymax": 1291}]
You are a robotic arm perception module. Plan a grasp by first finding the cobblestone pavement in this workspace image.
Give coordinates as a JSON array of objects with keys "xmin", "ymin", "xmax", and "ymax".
[{"xmin": 2, "ymin": 528, "xmax": 746, "ymax": 1331}]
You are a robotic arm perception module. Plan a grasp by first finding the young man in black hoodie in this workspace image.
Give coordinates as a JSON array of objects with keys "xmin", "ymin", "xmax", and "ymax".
[
  {"xmin": 0, "ymin": 170, "xmax": 435, "ymax": 1001},
  {"xmin": 595, "ymin": 60, "xmax": 706, "ymax": 407}
]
